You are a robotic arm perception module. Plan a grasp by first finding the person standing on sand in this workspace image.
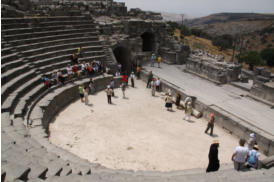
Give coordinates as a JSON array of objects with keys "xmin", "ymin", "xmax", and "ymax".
[
  {"xmin": 205, "ymin": 113, "xmax": 215, "ymax": 136},
  {"xmin": 156, "ymin": 78, "xmax": 161, "ymax": 92},
  {"xmin": 206, "ymin": 140, "xmax": 220, "ymax": 172},
  {"xmin": 184, "ymin": 102, "xmax": 192, "ymax": 121},
  {"xmin": 175, "ymin": 92, "xmax": 181, "ymax": 109},
  {"xmin": 84, "ymin": 87, "xmax": 89, "ymax": 105},
  {"xmin": 79, "ymin": 84, "xmax": 84, "ymax": 103},
  {"xmin": 151, "ymin": 78, "xmax": 156, "ymax": 96},
  {"xmin": 130, "ymin": 72, "xmax": 135, "ymax": 88},
  {"xmin": 136, "ymin": 65, "xmax": 141, "ymax": 79},
  {"xmin": 110, "ymin": 79, "xmax": 115, "ymax": 96},
  {"xmin": 105, "ymin": 85, "xmax": 113, "ymax": 104},
  {"xmin": 165, "ymin": 93, "xmax": 173, "ymax": 111},
  {"xmin": 147, "ymin": 71, "xmax": 153, "ymax": 88},
  {"xmin": 89, "ymin": 78, "xmax": 95, "ymax": 94},
  {"xmin": 121, "ymin": 83, "xmax": 126, "ymax": 98}
]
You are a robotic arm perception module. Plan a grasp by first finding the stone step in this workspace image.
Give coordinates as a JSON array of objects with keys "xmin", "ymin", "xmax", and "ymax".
[
  {"xmin": 2, "ymin": 22, "xmax": 96, "ymax": 35},
  {"xmin": 1, "ymin": 64, "xmax": 30, "ymax": 85},
  {"xmin": 3, "ymin": 28, "xmax": 98, "ymax": 41},
  {"xmin": 1, "ymin": 52, "xmax": 18, "ymax": 64},
  {"xmin": 1, "ymin": 58, "xmax": 27, "ymax": 73},
  {"xmin": 1, "ymin": 162, "xmax": 30, "ymax": 181},
  {"xmin": 9, "ymin": 32, "xmax": 99, "ymax": 46},
  {"xmin": 22, "ymin": 40, "xmax": 102, "ymax": 57},
  {"xmin": 16, "ymin": 37, "xmax": 100, "ymax": 52},
  {"xmin": 1, "ymin": 16, "xmax": 91, "ymax": 25},
  {"xmin": 1, "ymin": 70, "xmax": 36, "ymax": 104},
  {"xmin": 1, "ymin": 47, "xmax": 14, "ymax": 56},
  {"xmin": 14, "ymin": 84, "xmax": 46, "ymax": 118},
  {"xmin": 28, "ymin": 44, "xmax": 103, "ymax": 61},
  {"xmin": 33, "ymin": 50, "xmax": 105, "ymax": 67}
]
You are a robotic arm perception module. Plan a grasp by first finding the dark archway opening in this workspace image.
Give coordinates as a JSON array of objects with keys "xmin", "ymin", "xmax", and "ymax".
[
  {"xmin": 113, "ymin": 46, "xmax": 131, "ymax": 74},
  {"xmin": 141, "ymin": 32, "xmax": 155, "ymax": 52}
]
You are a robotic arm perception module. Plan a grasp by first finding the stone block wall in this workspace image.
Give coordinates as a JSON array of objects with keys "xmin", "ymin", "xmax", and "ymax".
[{"xmin": 186, "ymin": 57, "xmax": 241, "ymax": 84}]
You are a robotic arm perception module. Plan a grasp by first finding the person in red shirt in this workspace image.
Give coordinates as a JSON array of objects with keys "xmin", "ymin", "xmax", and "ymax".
[{"xmin": 72, "ymin": 64, "xmax": 78, "ymax": 78}]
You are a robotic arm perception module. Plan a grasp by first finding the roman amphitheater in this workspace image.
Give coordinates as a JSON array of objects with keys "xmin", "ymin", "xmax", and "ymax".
[{"xmin": 1, "ymin": 0, "xmax": 274, "ymax": 181}]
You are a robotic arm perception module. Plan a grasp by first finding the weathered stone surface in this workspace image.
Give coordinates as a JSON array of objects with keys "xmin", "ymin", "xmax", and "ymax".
[{"xmin": 2, "ymin": 163, "xmax": 30, "ymax": 181}]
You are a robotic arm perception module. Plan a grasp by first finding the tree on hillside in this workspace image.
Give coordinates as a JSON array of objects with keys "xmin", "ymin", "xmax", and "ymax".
[
  {"xmin": 237, "ymin": 51, "xmax": 263, "ymax": 70},
  {"xmin": 212, "ymin": 34, "xmax": 233, "ymax": 50},
  {"xmin": 261, "ymin": 48, "xmax": 274, "ymax": 67}
]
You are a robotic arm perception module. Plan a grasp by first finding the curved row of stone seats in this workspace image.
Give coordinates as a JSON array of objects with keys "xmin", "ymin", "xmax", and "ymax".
[
  {"xmin": 1, "ymin": 76, "xmax": 116, "ymax": 181},
  {"xmin": 1, "ymin": 16, "xmax": 107, "ymax": 121},
  {"xmin": 2, "ymin": 27, "xmax": 98, "ymax": 41},
  {"xmin": 2, "ymin": 22, "xmax": 96, "ymax": 35}
]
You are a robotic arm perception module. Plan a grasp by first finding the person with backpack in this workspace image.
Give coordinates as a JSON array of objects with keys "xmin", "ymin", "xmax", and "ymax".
[{"xmin": 247, "ymin": 145, "xmax": 261, "ymax": 169}]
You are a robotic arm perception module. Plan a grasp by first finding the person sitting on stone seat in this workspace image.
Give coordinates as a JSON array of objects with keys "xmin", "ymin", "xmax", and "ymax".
[
  {"xmin": 66, "ymin": 64, "xmax": 73, "ymax": 80},
  {"xmin": 42, "ymin": 75, "xmax": 51, "ymax": 89},
  {"xmin": 72, "ymin": 64, "xmax": 79, "ymax": 78},
  {"xmin": 78, "ymin": 46, "xmax": 83, "ymax": 58},
  {"xmin": 247, "ymin": 144, "xmax": 261, "ymax": 169},
  {"xmin": 71, "ymin": 53, "xmax": 78, "ymax": 64},
  {"xmin": 51, "ymin": 71, "xmax": 58, "ymax": 85},
  {"xmin": 57, "ymin": 70, "xmax": 65, "ymax": 85}
]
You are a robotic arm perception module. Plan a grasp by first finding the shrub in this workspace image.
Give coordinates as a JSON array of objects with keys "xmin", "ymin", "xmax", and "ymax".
[
  {"xmin": 212, "ymin": 34, "xmax": 233, "ymax": 50},
  {"xmin": 237, "ymin": 51, "xmax": 263, "ymax": 70},
  {"xmin": 261, "ymin": 48, "xmax": 274, "ymax": 67}
]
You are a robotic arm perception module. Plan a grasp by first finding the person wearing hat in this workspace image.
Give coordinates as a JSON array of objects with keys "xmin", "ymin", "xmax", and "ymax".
[
  {"xmin": 247, "ymin": 144, "xmax": 261, "ymax": 169},
  {"xmin": 165, "ymin": 93, "xmax": 173, "ymax": 111},
  {"xmin": 248, "ymin": 133, "xmax": 257, "ymax": 151},
  {"xmin": 105, "ymin": 85, "xmax": 113, "ymax": 104},
  {"xmin": 205, "ymin": 113, "xmax": 215, "ymax": 136},
  {"xmin": 206, "ymin": 140, "xmax": 220, "ymax": 172}
]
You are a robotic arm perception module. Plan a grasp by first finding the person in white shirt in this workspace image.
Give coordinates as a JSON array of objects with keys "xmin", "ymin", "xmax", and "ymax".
[
  {"xmin": 231, "ymin": 139, "xmax": 249, "ymax": 171},
  {"xmin": 156, "ymin": 78, "xmax": 161, "ymax": 91},
  {"xmin": 66, "ymin": 64, "xmax": 73, "ymax": 80}
]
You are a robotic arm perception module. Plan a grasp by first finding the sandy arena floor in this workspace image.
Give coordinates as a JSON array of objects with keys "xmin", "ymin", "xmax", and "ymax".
[{"xmin": 49, "ymin": 79, "xmax": 243, "ymax": 172}]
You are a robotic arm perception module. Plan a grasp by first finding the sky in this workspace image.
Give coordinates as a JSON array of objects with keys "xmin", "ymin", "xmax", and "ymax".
[{"xmin": 115, "ymin": 0, "xmax": 274, "ymax": 18}]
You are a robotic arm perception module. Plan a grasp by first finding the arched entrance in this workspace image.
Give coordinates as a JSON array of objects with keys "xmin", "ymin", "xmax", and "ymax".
[
  {"xmin": 113, "ymin": 46, "xmax": 131, "ymax": 74},
  {"xmin": 141, "ymin": 32, "xmax": 155, "ymax": 52}
]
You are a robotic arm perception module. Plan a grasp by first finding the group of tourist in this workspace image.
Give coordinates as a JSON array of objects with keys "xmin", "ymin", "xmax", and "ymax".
[
  {"xmin": 145, "ymin": 71, "xmax": 262, "ymax": 173},
  {"xmin": 151, "ymin": 53, "xmax": 162, "ymax": 68},
  {"xmin": 76, "ymin": 61, "xmax": 262, "ymax": 174},
  {"xmin": 42, "ymin": 46, "xmax": 109, "ymax": 88},
  {"xmin": 206, "ymin": 133, "xmax": 261, "ymax": 173}
]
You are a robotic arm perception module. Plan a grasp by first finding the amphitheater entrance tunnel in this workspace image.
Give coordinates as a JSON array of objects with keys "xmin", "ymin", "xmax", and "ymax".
[
  {"xmin": 141, "ymin": 32, "xmax": 155, "ymax": 52},
  {"xmin": 113, "ymin": 46, "xmax": 132, "ymax": 74}
]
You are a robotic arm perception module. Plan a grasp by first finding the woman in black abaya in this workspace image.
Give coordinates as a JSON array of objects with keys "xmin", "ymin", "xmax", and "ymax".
[{"xmin": 206, "ymin": 140, "xmax": 220, "ymax": 172}]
